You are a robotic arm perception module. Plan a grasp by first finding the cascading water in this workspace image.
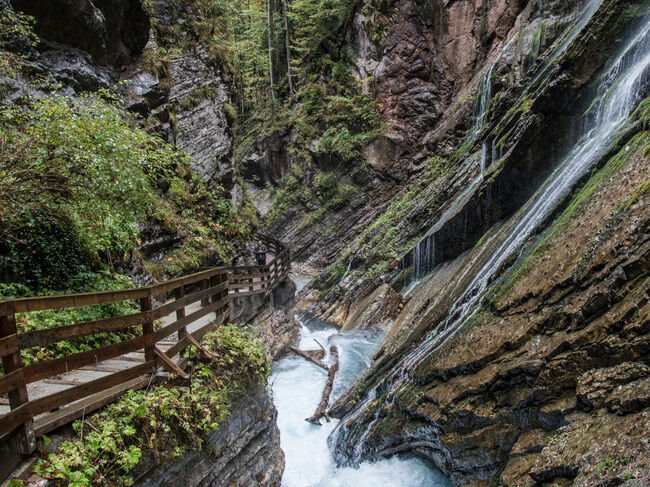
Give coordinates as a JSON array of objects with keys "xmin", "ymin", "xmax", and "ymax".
[
  {"xmin": 335, "ymin": 8, "xmax": 649, "ymax": 465},
  {"xmin": 402, "ymin": 16, "xmax": 650, "ymax": 371},
  {"xmin": 530, "ymin": 0, "xmax": 603, "ymax": 84},
  {"xmin": 271, "ymin": 315, "xmax": 452, "ymax": 486},
  {"xmin": 399, "ymin": 0, "xmax": 605, "ymax": 291},
  {"xmin": 399, "ymin": 37, "xmax": 509, "ymax": 289}
]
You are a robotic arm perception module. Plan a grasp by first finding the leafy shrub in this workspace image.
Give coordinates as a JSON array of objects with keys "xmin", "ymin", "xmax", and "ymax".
[
  {"xmin": 0, "ymin": 92, "xmax": 162, "ymax": 285},
  {"xmin": 314, "ymin": 172, "xmax": 339, "ymax": 201},
  {"xmin": 0, "ymin": 6, "xmax": 38, "ymax": 48},
  {"xmin": 0, "ymin": 89, "xmax": 255, "ymax": 289}
]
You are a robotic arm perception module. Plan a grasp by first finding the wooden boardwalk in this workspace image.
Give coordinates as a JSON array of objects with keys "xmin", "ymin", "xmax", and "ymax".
[{"xmin": 0, "ymin": 234, "xmax": 289, "ymax": 454}]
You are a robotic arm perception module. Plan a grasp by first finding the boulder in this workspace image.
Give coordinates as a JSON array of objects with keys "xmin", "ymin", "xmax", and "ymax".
[{"xmin": 11, "ymin": 0, "xmax": 150, "ymax": 68}]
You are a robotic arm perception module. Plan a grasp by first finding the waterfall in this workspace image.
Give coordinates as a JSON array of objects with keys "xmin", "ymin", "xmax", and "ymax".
[
  {"xmin": 403, "ymin": 15, "xmax": 650, "ymax": 371},
  {"xmin": 399, "ymin": 0, "xmax": 604, "ymax": 289},
  {"xmin": 467, "ymin": 61, "xmax": 498, "ymax": 144},
  {"xmin": 338, "ymin": 12, "xmax": 649, "ymax": 465},
  {"xmin": 337, "ymin": 248, "xmax": 362, "ymax": 287}
]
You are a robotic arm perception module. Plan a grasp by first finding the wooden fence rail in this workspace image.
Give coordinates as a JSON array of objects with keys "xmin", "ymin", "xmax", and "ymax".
[{"xmin": 0, "ymin": 234, "xmax": 289, "ymax": 454}]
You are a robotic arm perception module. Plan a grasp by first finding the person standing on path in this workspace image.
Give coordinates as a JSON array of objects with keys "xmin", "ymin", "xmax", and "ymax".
[{"xmin": 254, "ymin": 240, "xmax": 268, "ymax": 266}]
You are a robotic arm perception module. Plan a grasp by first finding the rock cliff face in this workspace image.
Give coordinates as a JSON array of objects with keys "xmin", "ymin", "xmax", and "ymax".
[
  {"xmin": 2, "ymin": 0, "xmax": 245, "ymax": 282},
  {"xmin": 258, "ymin": 0, "xmax": 597, "ymax": 286},
  {"xmin": 329, "ymin": 138, "xmax": 650, "ymax": 485},
  {"xmin": 168, "ymin": 47, "xmax": 235, "ymax": 185},
  {"xmin": 135, "ymin": 387, "xmax": 284, "ymax": 487},
  {"xmin": 6, "ymin": 0, "xmax": 238, "ymax": 193},
  {"xmin": 258, "ymin": 0, "xmax": 649, "ymax": 485}
]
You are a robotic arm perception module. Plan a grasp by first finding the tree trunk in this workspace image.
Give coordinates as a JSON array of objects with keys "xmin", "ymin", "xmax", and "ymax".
[
  {"xmin": 289, "ymin": 346, "xmax": 328, "ymax": 370},
  {"xmin": 267, "ymin": 0, "xmax": 276, "ymax": 99},
  {"xmin": 282, "ymin": 0, "xmax": 294, "ymax": 93},
  {"xmin": 306, "ymin": 346, "xmax": 339, "ymax": 425}
]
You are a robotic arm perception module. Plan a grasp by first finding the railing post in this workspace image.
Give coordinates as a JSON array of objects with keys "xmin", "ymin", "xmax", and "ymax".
[
  {"xmin": 1, "ymin": 301, "xmax": 36, "ymax": 454},
  {"xmin": 209, "ymin": 274, "xmax": 219, "ymax": 311},
  {"xmin": 200, "ymin": 278, "xmax": 210, "ymax": 306},
  {"xmin": 261, "ymin": 264, "xmax": 268, "ymax": 291},
  {"xmin": 222, "ymin": 270, "xmax": 230, "ymax": 306},
  {"xmin": 140, "ymin": 292, "xmax": 154, "ymax": 363},
  {"xmin": 174, "ymin": 286, "xmax": 186, "ymax": 343}
]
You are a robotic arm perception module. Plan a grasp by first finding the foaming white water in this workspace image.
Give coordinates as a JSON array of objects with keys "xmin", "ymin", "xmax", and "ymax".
[
  {"xmin": 312, "ymin": 456, "xmax": 449, "ymax": 487},
  {"xmin": 271, "ymin": 318, "xmax": 451, "ymax": 487}
]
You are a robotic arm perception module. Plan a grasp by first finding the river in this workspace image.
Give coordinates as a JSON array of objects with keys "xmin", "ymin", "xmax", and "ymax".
[{"xmin": 270, "ymin": 277, "xmax": 451, "ymax": 486}]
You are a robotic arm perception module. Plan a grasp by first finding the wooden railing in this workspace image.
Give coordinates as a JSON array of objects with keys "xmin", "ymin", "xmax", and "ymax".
[
  {"xmin": 0, "ymin": 234, "xmax": 289, "ymax": 454},
  {"xmin": 229, "ymin": 234, "xmax": 290, "ymax": 298}
]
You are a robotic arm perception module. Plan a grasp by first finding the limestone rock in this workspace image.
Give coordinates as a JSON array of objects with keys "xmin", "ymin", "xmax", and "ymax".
[
  {"xmin": 272, "ymin": 277, "xmax": 297, "ymax": 310},
  {"xmin": 576, "ymin": 362, "xmax": 650, "ymax": 411},
  {"xmin": 169, "ymin": 47, "xmax": 233, "ymax": 185},
  {"xmin": 251, "ymin": 307, "xmax": 300, "ymax": 361},
  {"xmin": 604, "ymin": 377, "xmax": 650, "ymax": 415},
  {"xmin": 341, "ymin": 283, "xmax": 402, "ymax": 332},
  {"xmin": 135, "ymin": 386, "xmax": 284, "ymax": 487}
]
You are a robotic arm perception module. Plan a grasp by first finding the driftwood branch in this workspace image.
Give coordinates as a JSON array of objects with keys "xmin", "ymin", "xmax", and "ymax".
[
  {"xmin": 288, "ymin": 346, "xmax": 328, "ymax": 371},
  {"xmin": 306, "ymin": 346, "xmax": 339, "ymax": 425},
  {"xmin": 313, "ymin": 339, "xmax": 326, "ymax": 353}
]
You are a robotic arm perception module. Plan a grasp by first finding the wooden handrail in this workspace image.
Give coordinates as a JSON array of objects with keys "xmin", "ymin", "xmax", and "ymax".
[{"xmin": 0, "ymin": 234, "xmax": 290, "ymax": 453}]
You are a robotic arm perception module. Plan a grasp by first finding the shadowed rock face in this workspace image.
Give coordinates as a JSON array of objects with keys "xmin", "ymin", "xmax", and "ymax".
[
  {"xmin": 11, "ymin": 0, "xmax": 150, "ymax": 68},
  {"xmin": 134, "ymin": 387, "xmax": 285, "ymax": 487},
  {"xmin": 168, "ymin": 47, "xmax": 234, "ymax": 183}
]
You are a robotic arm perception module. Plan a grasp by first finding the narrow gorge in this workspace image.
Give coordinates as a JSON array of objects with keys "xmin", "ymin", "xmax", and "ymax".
[{"xmin": 0, "ymin": 0, "xmax": 648, "ymax": 486}]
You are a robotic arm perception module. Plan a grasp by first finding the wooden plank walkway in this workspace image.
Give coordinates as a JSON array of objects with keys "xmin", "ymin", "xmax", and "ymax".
[{"xmin": 0, "ymin": 234, "xmax": 290, "ymax": 454}]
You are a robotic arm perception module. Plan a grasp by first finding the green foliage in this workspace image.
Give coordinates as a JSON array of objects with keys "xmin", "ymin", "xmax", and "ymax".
[
  {"xmin": 318, "ymin": 125, "xmax": 356, "ymax": 161},
  {"xmin": 314, "ymin": 172, "xmax": 339, "ymax": 201},
  {"xmin": 141, "ymin": 46, "xmax": 171, "ymax": 81},
  {"xmin": 597, "ymin": 458, "xmax": 613, "ymax": 476},
  {"xmin": 0, "ymin": 90, "xmax": 255, "ymax": 289},
  {"xmin": 359, "ymin": 0, "xmax": 397, "ymax": 45},
  {"xmin": 201, "ymin": 323, "xmax": 271, "ymax": 382},
  {"xmin": 621, "ymin": 469, "xmax": 642, "ymax": 482},
  {"xmin": 223, "ymin": 102, "xmax": 238, "ymax": 123},
  {"xmin": 35, "ymin": 324, "xmax": 268, "ymax": 487},
  {"xmin": 300, "ymin": 207, "xmax": 327, "ymax": 229},
  {"xmin": 0, "ymin": 7, "xmax": 38, "ymax": 48},
  {"xmin": 427, "ymin": 155, "xmax": 453, "ymax": 181},
  {"xmin": 290, "ymin": 0, "xmax": 357, "ymax": 61},
  {"xmin": 262, "ymin": 163, "xmax": 307, "ymax": 223},
  {"xmin": 633, "ymin": 96, "xmax": 650, "ymax": 130},
  {"xmin": 0, "ymin": 92, "xmax": 161, "ymax": 283}
]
